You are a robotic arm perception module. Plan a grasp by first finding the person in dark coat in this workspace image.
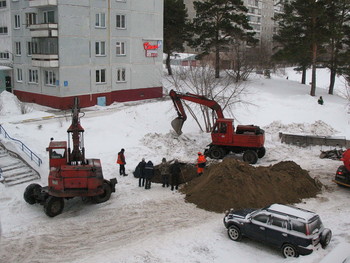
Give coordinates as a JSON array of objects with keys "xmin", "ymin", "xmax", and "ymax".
[
  {"xmin": 137, "ymin": 158, "xmax": 146, "ymax": 187},
  {"xmin": 159, "ymin": 157, "xmax": 170, "ymax": 187},
  {"xmin": 318, "ymin": 96, "xmax": 324, "ymax": 105},
  {"xmin": 144, "ymin": 160, "xmax": 154, "ymax": 189},
  {"xmin": 170, "ymin": 159, "xmax": 181, "ymax": 191}
]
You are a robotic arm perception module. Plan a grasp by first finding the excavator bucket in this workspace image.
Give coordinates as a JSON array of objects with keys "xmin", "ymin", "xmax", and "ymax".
[{"xmin": 171, "ymin": 117, "xmax": 185, "ymax": 135}]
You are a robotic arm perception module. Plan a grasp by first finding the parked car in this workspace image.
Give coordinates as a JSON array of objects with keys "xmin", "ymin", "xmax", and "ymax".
[{"xmin": 223, "ymin": 203, "xmax": 332, "ymax": 258}]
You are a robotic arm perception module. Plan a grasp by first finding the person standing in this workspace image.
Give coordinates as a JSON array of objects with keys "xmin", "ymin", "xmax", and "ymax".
[
  {"xmin": 117, "ymin": 148, "xmax": 126, "ymax": 176},
  {"xmin": 144, "ymin": 160, "xmax": 154, "ymax": 189},
  {"xmin": 137, "ymin": 158, "xmax": 146, "ymax": 187},
  {"xmin": 197, "ymin": 152, "xmax": 206, "ymax": 176},
  {"xmin": 170, "ymin": 159, "xmax": 181, "ymax": 191},
  {"xmin": 159, "ymin": 157, "xmax": 170, "ymax": 187}
]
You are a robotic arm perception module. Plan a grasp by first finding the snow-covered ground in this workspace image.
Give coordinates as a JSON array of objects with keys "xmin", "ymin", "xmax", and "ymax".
[{"xmin": 0, "ymin": 67, "xmax": 350, "ymax": 263}]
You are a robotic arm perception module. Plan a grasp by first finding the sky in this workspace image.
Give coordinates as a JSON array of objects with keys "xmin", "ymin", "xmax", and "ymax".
[{"xmin": 0, "ymin": 67, "xmax": 349, "ymax": 263}]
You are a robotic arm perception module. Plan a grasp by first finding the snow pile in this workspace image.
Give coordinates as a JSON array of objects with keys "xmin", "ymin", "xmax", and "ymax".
[
  {"xmin": 0, "ymin": 91, "xmax": 22, "ymax": 116},
  {"xmin": 263, "ymin": 120, "xmax": 339, "ymax": 137}
]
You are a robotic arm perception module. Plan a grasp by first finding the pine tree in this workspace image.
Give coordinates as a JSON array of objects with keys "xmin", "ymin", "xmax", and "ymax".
[
  {"xmin": 190, "ymin": 0, "xmax": 256, "ymax": 78},
  {"xmin": 323, "ymin": 0, "xmax": 350, "ymax": 94},
  {"xmin": 273, "ymin": 0, "xmax": 329, "ymax": 96},
  {"xmin": 164, "ymin": 0, "xmax": 189, "ymax": 76}
]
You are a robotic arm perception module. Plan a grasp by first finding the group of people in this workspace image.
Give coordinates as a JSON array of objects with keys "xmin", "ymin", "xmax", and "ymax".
[{"xmin": 116, "ymin": 148, "xmax": 207, "ymax": 191}]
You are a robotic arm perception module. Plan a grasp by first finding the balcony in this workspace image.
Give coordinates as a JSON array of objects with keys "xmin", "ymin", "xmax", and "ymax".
[
  {"xmin": 28, "ymin": 23, "xmax": 58, "ymax": 38},
  {"xmin": 32, "ymin": 54, "xmax": 59, "ymax": 68},
  {"xmin": 29, "ymin": 0, "xmax": 57, "ymax": 7}
]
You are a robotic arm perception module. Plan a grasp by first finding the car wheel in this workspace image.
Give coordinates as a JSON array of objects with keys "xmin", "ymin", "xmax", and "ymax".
[
  {"xmin": 93, "ymin": 183, "xmax": 112, "ymax": 203},
  {"xmin": 257, "ymin": 147, "xmax": 266, "ymax": 158},
  {"xmin": 209, "ymin": 146, "xmax": 225, "ymax": 159},
  {"xmin": 320, "ymin": 228, "xmax": 332, "ymax": 248},
  {"xmin": 227, "ymin": 225, "xmax": 242, "ymax": 241},
  {"xmin": 243, "ymin": 150, "xmax": 258, "ymax": 164},
  {"xmin": 44, "ymin": 196, "xmax": 64, "ymax": 217},
  {"xmin": 23, "ymin": 183, "xmax": 42, "ymax": 205},
  {"xmin": 281, "ymin": 244, "xmax": 299, "ymax": 258}
]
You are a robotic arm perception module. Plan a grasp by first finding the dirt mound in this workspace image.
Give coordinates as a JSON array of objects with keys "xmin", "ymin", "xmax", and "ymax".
[{"xmin": 180, "ymin": 158, "xmax": 321, "ymax": 213}]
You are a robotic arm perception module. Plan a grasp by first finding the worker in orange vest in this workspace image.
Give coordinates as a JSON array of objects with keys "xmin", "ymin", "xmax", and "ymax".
[
  {"xmin": 197, "ymin": 152, "xmax": 206, "ymax": 176},
  {"xmin": 117, "ymin": 148, "xmax": 127, "ymax": 176}
]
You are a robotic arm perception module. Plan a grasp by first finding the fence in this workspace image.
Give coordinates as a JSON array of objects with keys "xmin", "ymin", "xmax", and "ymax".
[
  {"xmin": 279, "ymin": 132, "xmax": 350, "ymax": 148},
  {"xmin": 0, "ymin": 124, "xmax": 42, "ymax": 166}
]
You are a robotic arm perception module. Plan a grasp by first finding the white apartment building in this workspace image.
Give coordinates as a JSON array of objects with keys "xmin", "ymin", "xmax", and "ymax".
[
  {"xmin": 9, "ymin": 0, "xmax": 163, "ymax": 109},
  {"xmin": 0, "ymin": 0, "xmax": 13, "ymax": 92}
]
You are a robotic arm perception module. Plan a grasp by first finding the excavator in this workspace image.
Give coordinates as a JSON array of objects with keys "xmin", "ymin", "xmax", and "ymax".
[
  {"xmin": 23, "ymin": 97, "xmax": 117, "ymax": 217},
  {"xmin": 334, "ymin": 149, "xmax": 350, "ymax": 187},
  {"xmin": 169, "ymin": 89, "xmax": 265, "ymax": 164}
]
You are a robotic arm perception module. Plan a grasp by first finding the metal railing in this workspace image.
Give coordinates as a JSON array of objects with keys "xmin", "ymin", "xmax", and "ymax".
[{"xmin": 0, "ymin": 124, "xmax": 42, "ymax": 166}]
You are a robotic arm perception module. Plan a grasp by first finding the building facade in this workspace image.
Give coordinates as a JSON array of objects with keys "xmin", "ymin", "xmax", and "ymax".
[
  {"xmin": 0, "ymin": 0, "xmax": 13, "ymax": 92},
  {"xmin": 9, "ymin": 0, "xmax": 163, "ymax": 109}
]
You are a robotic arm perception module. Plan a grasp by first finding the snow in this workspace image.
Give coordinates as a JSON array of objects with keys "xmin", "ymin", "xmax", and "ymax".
[{"xmin": 0, "ymin": 67, "xmax": 350, "ymax": 263}]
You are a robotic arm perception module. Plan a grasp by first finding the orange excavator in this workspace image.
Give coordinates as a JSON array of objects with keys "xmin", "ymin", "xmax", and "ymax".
[
  {"xmin": 334, "ymin": 149, "xmax": 350, "ymax": 187},
  {"xmin": 169, "ymin": 89, "xmax": 265, "ymax": 164}
]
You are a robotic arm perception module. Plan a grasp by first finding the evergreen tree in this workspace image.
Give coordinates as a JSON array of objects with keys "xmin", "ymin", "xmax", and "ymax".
[
  {"xmin": 190, "ymin": 0, "xmax": 256, "ymax": 78},
  {"xmin": 164, "ymin": 0, "xmax": 189, "ymax": 76},
  {"xmin": 323, "ymin": 0, "xmax": 350, "ymax": 94},
  {"xmin": 273, "ymin": 0, "xmax": 329, "ymax": 96}
]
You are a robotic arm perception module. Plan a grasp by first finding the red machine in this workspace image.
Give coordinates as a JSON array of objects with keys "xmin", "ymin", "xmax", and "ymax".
[
  {"xmin": 169, "ymin": 89, "xmax": 265, "ymax": 164},
  {"xmin": 24, "ymin": 97, "xmax": 117, "ymax": 217},
  {"xmin": 334, "ymin": 149, "xmax": 350, "ymax": 187}
]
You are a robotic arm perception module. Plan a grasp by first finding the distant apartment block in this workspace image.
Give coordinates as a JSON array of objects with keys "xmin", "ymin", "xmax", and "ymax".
[
  {"xmin": 7, "ymin": 0, "xmax": 163, "ymax": 109},
  {"xmin": 184, "ymin": 0, "xmax": 283, "ymax": 55}
]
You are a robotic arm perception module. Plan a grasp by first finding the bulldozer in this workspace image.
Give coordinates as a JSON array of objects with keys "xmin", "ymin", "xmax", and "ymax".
[
  {"xmin": 169, "ymin": 89, "xmax": 265, "ymax": 164},
  {"xmin": 23, "ymin": 97, "xmax": 117, "ymax": 217},
  {"xmin": 334, "ymin": 149, "xmax": 350, "ymax": 187}
]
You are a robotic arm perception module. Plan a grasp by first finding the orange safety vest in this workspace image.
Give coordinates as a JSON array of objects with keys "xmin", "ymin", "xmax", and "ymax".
[
  {"xmin": 197, "ymin": 154, "xmax": 206, "ymax": 165},
  {"xmin": 117, "ymin": 152, "xmax": 125, "ymax": 165}
]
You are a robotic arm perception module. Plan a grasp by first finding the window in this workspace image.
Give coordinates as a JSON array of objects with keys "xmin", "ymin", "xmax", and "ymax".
[
  {"xmin": 26, "ymin": 13, "xmax": 37, "ymax": 26},
  {"xmin": 15, "ymin": 42, "xmax": 21, "ymax": 55},
  {"xmin": 43, "ymin": 11, "xmax": 55, "ymax": 23},
  {"xmin": 0, "ymin": 1, "xmax": 6, "ymax": 8},
  {"xmin": 95, "ymin": 13, "xmax": 106, "ymax": 28},
  {"xmin": 95, "ymin": 41, "xmax": 106, "ymax": 56},
  {"xmin": 0, "ymin": 52, "xmax": 9, "ymax": 59},
  {"xmin": 0, "ymin": 27, "xmax": 8, "ymax": 34},
  {"xmin": 252, "ymin": 214, "xmax": 269, "ymax": 223},
  {"xmin": 116, "ymin": 68, "xmax": 126, "ymax": 82},
  {"xmin": 29, "ymin": 69, "xmax": 38, "ymax": 84},
  {"xmin": 270, "ymin": 217, "xmax": 287, "ymax": 228},
  {"xmin": 16, "ymin": 68, "xmax": 23, "ymax": 82},
  {"xmin": 290, "ymin": 219, "xmax": 306, "ymax": 234},
  {"xmin": 116, "ymin": 14, "xmax": 126, "ymax": 29},
  {"xmin": 96, "ymin": 69, "xmax": 106, "ymax": 83},
  {"xmin": 27, "ymin": 41, "xmax": 38, "ymax": 56},
  {"xmin": 116, "ymin": 41, "xmax": 125, "ymax": 56},
  {"xmin": 45, "ymin": 70, "xmax": 56, "ymax": 85},
  {"xmin": 14, "ymin": 14, "xmax": 20, "ymax": 29}
]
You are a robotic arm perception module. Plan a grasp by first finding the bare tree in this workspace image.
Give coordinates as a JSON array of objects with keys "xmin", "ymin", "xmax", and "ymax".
[{"xmin": 166, "ymin": 64, "xmax": 249, "ymax": 132}]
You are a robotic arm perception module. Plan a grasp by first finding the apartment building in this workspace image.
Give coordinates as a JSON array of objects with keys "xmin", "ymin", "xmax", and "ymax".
[
  {"xmin": 184, "ymin": 0, "xmax": 279, "ymax": 55},
  {"xmin": 9, "ymin": 0, "xmax": 163, "ymax": 109},
  {"xmin": 0, "ymin": 0, "xmax": 12, "ymax": 92}
]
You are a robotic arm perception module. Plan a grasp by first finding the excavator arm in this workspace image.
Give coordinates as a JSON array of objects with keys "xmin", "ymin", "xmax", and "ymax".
[{"xmin": 169, "ymin": 89, "xmax": 224, "ymax": 135}]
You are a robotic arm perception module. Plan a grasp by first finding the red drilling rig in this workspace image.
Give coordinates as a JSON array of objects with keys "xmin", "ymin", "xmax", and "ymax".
[{"xmin": 24, "ymin": 97, "xmax": 117, "ymax": 217}]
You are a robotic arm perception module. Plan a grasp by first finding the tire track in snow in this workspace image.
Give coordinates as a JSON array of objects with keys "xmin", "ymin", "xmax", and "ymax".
[{"xmin": 0, "ymin": 196, "xmax": 217, "ymax": 263}]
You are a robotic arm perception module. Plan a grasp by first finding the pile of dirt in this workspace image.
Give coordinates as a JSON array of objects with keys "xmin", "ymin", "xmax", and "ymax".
[{"xmin": 180, "ymin": 158, "xmax": 322, "ymax": 213}]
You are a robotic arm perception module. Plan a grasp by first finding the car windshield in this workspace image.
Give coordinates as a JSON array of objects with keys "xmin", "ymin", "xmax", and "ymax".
[{"xmin": 308, "ymin": 216, "xmax": 323, "ymax": 234}]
